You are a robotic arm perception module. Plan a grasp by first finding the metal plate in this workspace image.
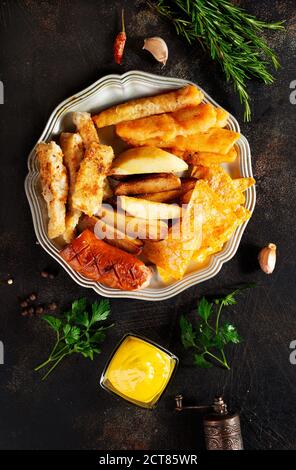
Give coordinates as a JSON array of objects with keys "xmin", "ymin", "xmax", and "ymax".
[{"xmin": 25, "ymin": 71, "xmax": 256, "ymax": 301}]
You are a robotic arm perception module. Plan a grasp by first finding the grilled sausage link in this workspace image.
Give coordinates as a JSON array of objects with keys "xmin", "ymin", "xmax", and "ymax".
[{"xmin": 60, "ymin": 229, "xmax": 152, "ymax": 291}]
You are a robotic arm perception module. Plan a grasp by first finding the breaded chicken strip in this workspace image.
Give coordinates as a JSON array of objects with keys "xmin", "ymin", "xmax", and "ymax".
[
  {"xmin": 60, "ymin": 133, "xmax": 84, "ymax": 242},
  {"xmin": 73, "ymin": 112, "xmax": 100, "ymax": 147},
  {"xmin": 72, "ymin": 142, "xmax": 114, "ymax": 216},
  {"xmin": 73, "ymin": 112, "xmax": 113, "ymax": 200},
  {"xmin": 93, "ymin": 85, "xmax": 204, "ymax": 128},
  {"xmin": 36, "ymin": 141, "xmax": 68, "ymax": 239}
]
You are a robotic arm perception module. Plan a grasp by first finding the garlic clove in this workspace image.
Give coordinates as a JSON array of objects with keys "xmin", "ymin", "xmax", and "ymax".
[
  {"xmin": 258, "ymin": 243, "xmax": 277, "ymax": 274},
  {"xmin": 143, "ymin": 37, "xmax": 168, "ymax": 66}
]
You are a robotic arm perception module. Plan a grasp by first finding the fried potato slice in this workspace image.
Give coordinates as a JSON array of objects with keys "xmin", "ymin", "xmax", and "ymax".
[
  {"xmin": 142, "ymin": 181, "xmax": 204, "ymax": 279},
  {"xmin": 232, "ymin": 177, "xmax": 256, "ymax": 193},
  {"xmin": 93, "ymin": 85, "xmax": 204, "ymax": 128},
  {"xmin": 79, "ymin": 215, "xmax": 143, "ymax": 255},
  {"xmin": 110, "ymin": 147, "xmax": 188, "ymax": 175},
  {"xmin": 36, "ymin": 141, "xmax": 68, "ymax": 239},
  {"xmin": 73, "ymin": 112, "xmax": 100, "ymax": 147},
  {"xmin": 192, "ymin": 206, "xmax": 251, "ymax": 263},
  {"xmin": 136, "ymin": 189, "xmax": 182, "ymax": 203},
  {"xmin": 114, "ymin": 173, "xmax": 181, "ymax": 196},
  {"xmin": 97, "ymin": 205, "xmax": 168, "ymax": 240},
  {"xmin": 122, "ymin": 128, "xmax": 240, "ymax": 154},
  {"xmin": 171, "ymin": 147, "xmax": 237, "ymax": 166},
  {"xmin": 191, "ymin": 165, "xmax": 255, "ymax": 208},
  {"xmin": 60, "ymin": 133, "xmax": 84, "ymax": 243},
  {"xmin": 72, "ymin": 143, "xmax": 114, "ymax": 216},
  {"xmin": 118, "ymin": 196, "xmax": 181, "ymax": 220},
  {"xmin": 116, "ymin": 103, "xmax": 217, "ymax": 143}
]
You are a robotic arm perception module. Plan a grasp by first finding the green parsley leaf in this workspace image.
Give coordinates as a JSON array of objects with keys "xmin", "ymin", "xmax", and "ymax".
[
  {"xmin": 197, "ymin": 297, "xmax": 212, "ymax": 321},
  {"xmin": 43, "ymin": 315, "xmax": 62, "ymax": 332},
  {"xmin": 194, "ymin": 354, "xmax": 212, "ymax": 368},
  {"xmin": 90, "ymin": 299, "xmax": 110, "ymax": 326},
  {"xmin": 35, "ymin": 299, "xmax": 114, "ymax": 380},
  {"xmin": 180, "ymin": 315, "xmax": 197, "ymax": 349}
]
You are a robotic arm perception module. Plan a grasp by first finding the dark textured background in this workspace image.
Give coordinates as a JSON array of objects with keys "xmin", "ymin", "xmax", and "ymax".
[{"xmin": 0, "ymin": 0, "xmax": 295, "ymax": 450}]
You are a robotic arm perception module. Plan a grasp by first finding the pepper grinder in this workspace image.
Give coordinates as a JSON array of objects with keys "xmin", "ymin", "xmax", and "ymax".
[{"xmin": 175, "ymin": 394, "xmax": 243, "ymax": 450}]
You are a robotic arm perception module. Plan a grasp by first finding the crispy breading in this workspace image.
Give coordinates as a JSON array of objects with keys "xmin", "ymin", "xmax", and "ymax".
[
  {"xmin": 72, "ymin": 142, "xmax": 114, "ymax": 216},
  {"xmin": 116, "ymin": 103, "xmax": 219, "ymax": 143},
  {"xmin": 171, "ymin": 147, "xmax": 237, "ymax": 166},
  {"xmin": 60, "ymin": 132, "xmax": 84, "ymax": 242},
  {"xmin": 93, "ymin": 85, "xmax": 204, "ymax": 128},
  {"xmin": 122, "ymin": 128, "xmax": 240, "ymax": 154},
  {"xmin": 36, "ymin": 141, "xmax": 68, "ymax": 239},
  {"xmin": 73, "ymin": 112, "xmax": 100, "ymax": 147}
]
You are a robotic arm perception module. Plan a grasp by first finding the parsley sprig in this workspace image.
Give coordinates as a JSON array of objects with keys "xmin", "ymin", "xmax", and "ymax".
[
  {"xmin": 35, "ymin": 298, "xmax": 113, "ymax": 380},
  {"xmin": 180, "ymin": 285, "xmax": 254, "ymax": 369},
  {"xmin": 154, "ymin": 0, "xmax": 284, "ymax": 121}
]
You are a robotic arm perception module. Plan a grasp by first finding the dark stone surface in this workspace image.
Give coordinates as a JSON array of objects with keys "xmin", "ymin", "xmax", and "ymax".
[{"xmin": 0, "ymin": 0, "xmax": 295, "ymax": 450}]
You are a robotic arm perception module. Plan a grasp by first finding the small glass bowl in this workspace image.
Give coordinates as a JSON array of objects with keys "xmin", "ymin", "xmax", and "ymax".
[{"xmin": 100, "ymin": 333, "xmax": 179, "ymax": 409}]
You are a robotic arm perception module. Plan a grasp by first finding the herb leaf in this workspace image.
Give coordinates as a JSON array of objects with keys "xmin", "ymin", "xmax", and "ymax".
[
  {"xmin": 154, "ymin": 0, "xmax": 284, "ymax": 121},
  {"xmin": 43, "ymin": 315, "xmax": 62, "ymax": 332},
  {"xmin": 197, "ymin": 297, "xmax": 212, "ymax": 321},
  {"xmin": 35, "ymin": 298, "xmax": 113, "ymax": 380},
  {"xmin": 179, "ymin": 284, "xmax": 254, "ymax": 370}
]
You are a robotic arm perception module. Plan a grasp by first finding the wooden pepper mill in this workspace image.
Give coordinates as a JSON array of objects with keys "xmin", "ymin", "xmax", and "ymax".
[{"xmin": 175, "ymin": 394, "xmax": 243, "ymax": 450}]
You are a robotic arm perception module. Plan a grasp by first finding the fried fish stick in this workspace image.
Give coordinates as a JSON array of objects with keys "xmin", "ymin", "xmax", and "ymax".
[
  {"xmin": 171, "ymin": 147, "xmax": 237, "ymax": 166},
  {"xmin": 116, "ymin": 103, "xmax": 217, "ymax": 142},
  {"xmin": 73, "ymin": 112, "xmax": 100, "ymax": 147},
  {"xmin": 60, "ymin": 133, "xmax": 84, "ymax": 243},
  {"xmin": 36, "ymin": 141, "xmax": 68, "ymax": 239},
  {"xmin": 114, "ymin": 173, "xmax": 181, "ymax": 196},
  {"xmin": 124, "ymin": 128, "xmax": 240, "ymax": 155},
  {"xmin": 93, "ymin": 85, "xmax": 204, "ymax": 128},
  {"xmin": 72, "ymin": 143, "xmax": 114, "ymax": 216}
]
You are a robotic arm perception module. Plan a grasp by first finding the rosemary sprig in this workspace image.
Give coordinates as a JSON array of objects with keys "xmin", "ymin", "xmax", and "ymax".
[{"xmin": 154, "ymin": 0, "xmax": 284, "ymax": 121}]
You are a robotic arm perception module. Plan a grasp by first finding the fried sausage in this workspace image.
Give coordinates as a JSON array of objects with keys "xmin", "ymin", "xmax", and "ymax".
[{"xmin": 60, "ymin": 229, "xmax": 152, "ymax": 291}]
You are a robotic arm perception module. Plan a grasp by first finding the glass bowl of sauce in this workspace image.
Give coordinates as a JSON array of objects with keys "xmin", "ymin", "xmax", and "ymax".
[{"xmin": 100, "ymin": 334, "xmax": 178, "ymax": 409}]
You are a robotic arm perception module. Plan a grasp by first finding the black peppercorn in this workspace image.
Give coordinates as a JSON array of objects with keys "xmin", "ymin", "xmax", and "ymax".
[
  {"xmin": 41, "ymin": 271, "xmax": 49, "ymax": 278},
  {"xmin": 29, "ymin": 293, "xmax": 37, "ymax": 301},
  {"xmin": 48, "ymin": 302, "xmax": 57, "ymax": 311},
  {"xmin": 20, "ymin": 300, "xmax": 28, "ymax": 308}
]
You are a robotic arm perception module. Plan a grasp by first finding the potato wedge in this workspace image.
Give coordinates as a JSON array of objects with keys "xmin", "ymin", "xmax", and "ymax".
[
  {"xmin": 181, "ymin": 177, "xmax": 198, "ymax": 194},
  {"xmin": 93, "ymin": 85, "xmax": 204, "ymax": 127},
  {"xmin": 122, "ymin": 129, "xmax": 240, "ymax": 154},
  {"xmin": 110, "ymin": 147, "xmax": 188, "ymax": 176},
  {"xmin": 98, "ymin": 205, "xmax": 168, "ymax": 240},
  {"xmin": 73, "ymin": 112, "xmax": 100, "ymax": 147},
  {"xmin": 114, "ymin": 173, "xmax": 181, "ymax": 196},
  {"xmin": 118, "ymin": 196, "xmax": 181, "ymax": 220},
  {"xmin": 72, "ymin": 143, "xmax": 114, "ymax": 216},
  {"xmin": 80, "ymin": 216, "xmax": 143, "ymax": 255},
  {"xmin": 136, "ymin": 189, "xmax": 182, "ymax": 203}
]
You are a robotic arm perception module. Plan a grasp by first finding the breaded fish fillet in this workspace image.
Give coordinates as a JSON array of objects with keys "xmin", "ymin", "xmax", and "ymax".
[
  {"xmin": 60, "ymin": 132, "xmax": 84, "ymax": 242},
  {"xmin": 72, "ymin": 142, "xmax": 114, "ymax": 216},
  {"xmin": 93, "ymin": 85, "xmax": 204, "ymax": 128},
  {"xmin": 116, "ymin": 103, "xmax": 225, "ymax": 143},
  {"xmin": 36, "ymin": 141, "xmax": 68, "ymax": 239}
]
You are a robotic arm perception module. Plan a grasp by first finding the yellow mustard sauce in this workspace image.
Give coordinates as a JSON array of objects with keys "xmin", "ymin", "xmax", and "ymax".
[{"xmin": 103, "ymin": 336, "xmax": 176, "ymax": 406}]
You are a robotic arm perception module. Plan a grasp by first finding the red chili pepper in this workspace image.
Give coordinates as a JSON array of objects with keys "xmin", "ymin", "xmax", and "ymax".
[{"xmin": 114, "ymin": 9, "xmax": 126, "ymax": 65}]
